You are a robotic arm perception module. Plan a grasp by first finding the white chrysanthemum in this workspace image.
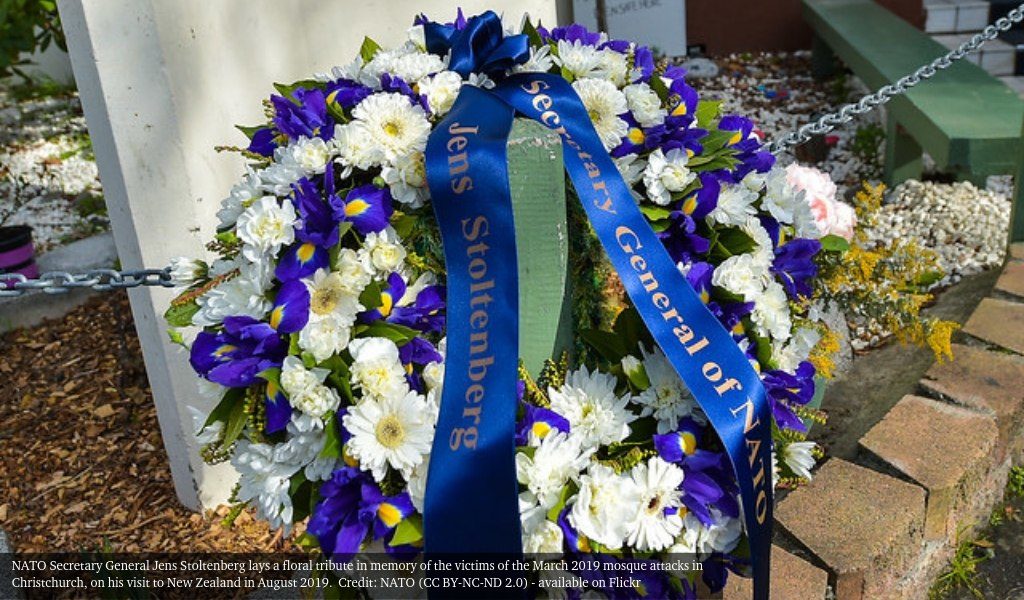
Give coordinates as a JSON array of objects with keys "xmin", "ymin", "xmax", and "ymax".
[
  {"xmin": 351, "ymin": 93, "xmax": 431, "ymax": 163},
  {"xmin": 633, "ymin": 346, "xmax": 703, "ymax": 433},
  {"xmin": 417, "ymin": 71, "xmax": 463, "ymax": 116},
  {"xmin": 217, "ymin": 166, "xmax": 262, "ymax": 228},
  {"xmin": 168, "ymin": 256, "xmax": 206, "ymax": 286},
  {"xmin": 625, "ymin": 457, "xmax": 685, "ymax": 552},
  {"xmin": 572, "ymin": 78, "xmax": 629, "ymax": 151},
  {"xmin": 772, "ymin": 326, "xmax": 821, "ymax": 373},
  {"xmin": 334, "ymin": 248, "xmax": 373, "ymax": 295},
  {"xmin": 363, "ymin": 45, "xmax": 445, "ymax": 86},
  {"xmin": 615, "ymin": 153, "xmax": 646, "ymax": 186},
  {"xmin": 300, "ymin": 313, "xmax": 355, "ymax": 363},
  {"xmin": 333, "ymin": 122, "xmax": 379, "ymax": 174},
  {"xmin": 280, "ymin": 356, "xmax": 328, "ymax": 397},
  {"xmin": 643, "ymin": 148, "xmax": 696, "ymax": 206},
  {"xmin": 570, "ymin": 463, "xmax": 642, "ymax": 549},
  {"xmin": 513, "ymin": 44, "xmax": 554, "ymax": 74},
  {"xmin": 623, "ymin": 83, "xmax": 665, "ymax": 128},
  {"xmin": 711, "ymin": 252, "xmax": 770, "ymax": 302},
  {"xmin": 193, "ymin": 261, "xmax": 272, "ymax": 326},
  {"xmin": 233, "ymin": 440, "xmax": 297, "ymax": 532},
  {"xmin": 516, "ymin": 432, "xmax": 591, "ymax": 509},
  {"xmin": 236, "ymin": 196, "xmax": 297, "ymax": 263},
  {"xmin": 761, "ymin": 166, "xmax": 804, "ymax": 225},
  {"xmin": 548, "ymin": 366, "xmax": 635, "ymax": 446},
  {"xmin": 708, "ymin": 183, "xmax": 759, "ymax": 227},
  {"xmin": 362, "ymin": 226, "xmax": 407, "ymax": 273},
  {"xmin": 348, "ymin": 337, "xmax": 408, "ymax": 401},
  {"xmin": 669, "ymin": 509, "xmax": 742, "ymax": 557},
  {"xmin": 293, "ymin": 384, "xmax": 341, "ymax": 420},
  {"xmin": 343, "ymin": 389, "xmax": 434, "ymax": 481},
  {"xmin": 554, "ymin": 40, "xmax": 603, "ymax": 79},
  {"xmin": 273, "ymin": 413, "xmax": 326, "ymax": 467},
  {"xmin": 408, "ymin": 454, "xmax": 430, "ymax": 512},
  {"xmin": 739, "ymin": 216, "xmax": 776, "ymax": 269},
  {"xmin": 260, "ymin": 145, "xmax": 312, "ymax": 195},
  {"xmin": 467, "ymin": 72, "xmax": 496, "ymax": 89},
  {"xmin": 752, "ymin": 280, "xmax": 793, "ymax": 342},
  {"xmin": 381, "ymin": 152, "xmax": 429, "ymax": 207},
  {"xmin": 291, "ymin": 136, "xmax": 333, "ymax": 173},
  {"xmin": 783, "ymin": 441, "xmax": 817, "ymax": 480},
  {"xmin": 595, "ymin": 49, "xmax": 630, "ymax": 87},
  {"xmin": 521, "ymin": 504, "xmax": 565, "ymax": 554}
]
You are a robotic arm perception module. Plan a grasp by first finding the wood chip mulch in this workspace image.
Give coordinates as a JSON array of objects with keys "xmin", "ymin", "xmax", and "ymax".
[{"xmin": 0, "ymin": 292, "xmax": 295, "ymax": 553}]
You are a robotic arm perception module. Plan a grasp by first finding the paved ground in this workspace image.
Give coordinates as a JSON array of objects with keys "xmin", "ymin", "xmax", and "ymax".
[{"xmin": 944, "ymin": 490, "xmax": 1024, "ymax": 600}]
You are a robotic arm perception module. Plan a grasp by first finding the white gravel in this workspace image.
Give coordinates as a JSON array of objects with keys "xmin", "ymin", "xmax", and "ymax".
[{"xmin": 0, "ymin": 83, "xmax": 105, "ymax": 252}]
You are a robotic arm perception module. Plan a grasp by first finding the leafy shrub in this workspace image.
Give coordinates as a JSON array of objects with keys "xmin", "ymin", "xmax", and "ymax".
[{"xmin": 0, "ymin": 0, "xmax": 65, "ymax": 81}]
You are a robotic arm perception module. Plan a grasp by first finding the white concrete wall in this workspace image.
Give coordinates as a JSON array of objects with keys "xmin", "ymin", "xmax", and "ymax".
[{"xmin": 58, "ymin": 0, "xmax": 561, "ymax": 511}]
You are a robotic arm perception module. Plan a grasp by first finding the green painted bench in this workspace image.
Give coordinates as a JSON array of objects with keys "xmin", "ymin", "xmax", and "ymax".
[{"xmin": 804, "ymin": 0, "xmax": 1024, "ymax": 242}]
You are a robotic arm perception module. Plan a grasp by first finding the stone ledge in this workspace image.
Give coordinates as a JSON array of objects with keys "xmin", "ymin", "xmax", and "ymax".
[
  {"xmin": 775, "ymin": 458, "xmax": 925, "ymax": 600},
  {"xmin": 1010, "ymin": 242, "xmax": 1023, "ymax": 262},
  {"xmin": 995, "ymin": 261, "xmax": 1024, "ymax": 299},
  {"xmin": 723, "ymin": 545, "xmax": 829, "ymax": 600},
  {"xmin": 920, "ymin": 343, "xmax": 1024, "ymax": 463},
  {"xmin": 859, "ymin": 395, "xmax": 998, "ymax": 541},
  {"xmin": 961, "ymin": 298, "xmax": 1024, "ymax": 355}
]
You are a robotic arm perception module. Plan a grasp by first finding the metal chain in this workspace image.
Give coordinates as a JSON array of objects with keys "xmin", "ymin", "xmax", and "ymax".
[
  {"xmin": 769, "ymin": 2, "xmax": 1024, "ymax": 153},
  {"xmin": 0, "ymin": 268, "xmax": 175, "ymax": 297}
]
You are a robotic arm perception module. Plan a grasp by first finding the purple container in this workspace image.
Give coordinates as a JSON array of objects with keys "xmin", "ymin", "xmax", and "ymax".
[{"xmin": 0, "ymin": 225, "xmax": 39, "ymax": 288}]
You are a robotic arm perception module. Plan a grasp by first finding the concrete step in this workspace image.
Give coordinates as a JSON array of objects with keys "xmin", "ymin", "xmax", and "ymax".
[
  {"xmin": 925, "ymin": 0, "xmax": 993, "ymax": 33},
  {"xmin": 934, "ymin": 32, "xmax": 1018, "ymax": 75}
]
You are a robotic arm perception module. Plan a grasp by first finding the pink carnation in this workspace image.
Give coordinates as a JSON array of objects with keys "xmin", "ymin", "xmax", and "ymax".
[{"xmin": 785, "ymin": 163, "xmax": 856, "ymax": 241}]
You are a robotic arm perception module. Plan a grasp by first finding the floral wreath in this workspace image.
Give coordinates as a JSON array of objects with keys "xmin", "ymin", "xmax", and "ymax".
[{"xmin": 167, "ymin": 9, "xmax": 853, "ymax": 598}]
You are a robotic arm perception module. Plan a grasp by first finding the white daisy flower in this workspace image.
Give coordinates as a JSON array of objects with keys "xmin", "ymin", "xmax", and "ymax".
[
  {"xmin": 669, "ymin": 508, "xmax": 743, "ymax": 557},
  {"xmin": 633, "ymin": 346, "xmax": 704, "ymax": 433},
  {"xmin": 515, "ymin": 432, "xmax": 591, "ymax": 509},
  {"xmin": 570, "ymin": 463, "xmax": 642, "ymax": 550},
  {"xmin": 362, "ymin": 226, "xmax": 408, "ymax": 273},
  {"xmin": 260, "ymin": 144, "xmax": 313, "ymax": 195},
  {"xmin": 300, "ymin": 314, "xmax": 355, "ymax": 364},
  {"xmin": 292, "ymin": 384, "xmax": 341, "ymax": 420},
  {"xmin": 708, "ymin": 183, "xmax": 759, "ymax": 227},
  {"xmin": 548, "ymin": 366, "xmax": 635, "ymax": 446},
  {"xmin": 343, "ymin": 389, "xmax": 434, "ymax": 481},
  {"xmin": 625, "ymin": 457, "xmax": 685, "ymax": 552},
  {"xmin": 351, "ymin": 92, "xmax": 431, "ymax": 164},
  {"xmin": 521, "ymin": 506, "xmax": 565, "ymax": 554},
  {"xmin": 236, "ymin": 196, "xmax": 297, "ymax": 263},
  {"xmin": 752, "ymin": 280, "xmax": 793, "ymax": 342},
  {"xmin": 363, "ymin": 45, "xmax": 445, "ymax": 86},
  {"xmin": 416, "ymin": 71, "xmax": 463, "ymax": 116},
  {"xmin": 782, "ymin": 441, "xmax": 817, "ymax": 480},
  {"xmin": 467, "ymin": 72, "xmax": 496, "ymax": 89},
  {"xmin": 572, "ymin": 78, "xmax": 629, "ymax": 151},
  {"xmin": 347, "ymin": 337, "xmax": 409, "ymax": 401},
  {"xmin": 760, "ymin": 166, "xmax": 804, "ymax": 225},
  {"xmin": 643, "ymin": 148, "xmax": 696, "ymax": 206},
  {"xmin": 333, "ymin": 122, "xmax": 379, "ymax": 174},
  {"xmin": 623, "ymin": 83, "xmax": 665, "ymax": 127}
]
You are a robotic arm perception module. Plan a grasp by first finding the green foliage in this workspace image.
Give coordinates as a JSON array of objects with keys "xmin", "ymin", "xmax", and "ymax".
[
  {"xmin": 0, "ymin": 0, "xmax": 65, "ymax": 81},
  {"xmin": 1008, "ymin": 466, "xmax": 1024, "ymax": 498},
  {"xmin": 930, "ymin": 527, "xmax": 993, "ymax": 599}
]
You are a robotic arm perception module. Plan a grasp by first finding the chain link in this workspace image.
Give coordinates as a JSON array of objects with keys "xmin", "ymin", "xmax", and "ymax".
[
  {"xmin": 768, "ymin": 2, "xmax": 1024, "ymax": 154},
  {"xmin": 0, "ymin": 268, "xmax": 176, "ymax": 297}
]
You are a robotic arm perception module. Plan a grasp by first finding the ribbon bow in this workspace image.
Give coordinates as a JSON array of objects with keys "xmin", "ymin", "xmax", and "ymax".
[{"xmin": 423, "ymin": 10, "xmax": 530, "ymax": 78}]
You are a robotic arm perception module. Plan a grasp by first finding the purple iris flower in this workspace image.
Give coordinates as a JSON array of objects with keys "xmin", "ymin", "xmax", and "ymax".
[
  {"xmin": 653, "ymin": 419, "xmax": 735, "ymax": 526},
  {"xmin": 190, "ymin": 317, "xmax": 287, "ymax": 388},
  {"xmin": 711, "ymin": 300, "xmax": 755, "ymax": 335},
  {"xmin": 247, "ymin": 127, "xmax": 278, "ymax": 157},
  {"xmin": 264, "ymin": 379, "xmax": 291, "ymax": 434},
  {"xmin": 307, "ymin": 467, "xmax": 416, "ymax": 561},
  {"xmin": 398, "ymin": 337, "xmax": 443, "ymax": 392},
  {"xmin": 271, "ymin": 87, "xmax": 334, "ymax": 142},
  {"xmin": 331, "ymin": 184, "xmax": 394, "ymax": 236},
  {"xmin": 416, "ymin": 8, "xmax": 468, "ymax": 30},
  {"xmin": 358, "ymin": 272, "xmax": 407, "ymax": 324},
  {"xmin": 325, "ymin": 78, "xmax": 373, "ymax": 109},
  {"xmin": 718, "ymin": 115, "xmax": 775, "ymax": 182},
  {"xmin": 539, "ymin": 23, "xmax": 603, "ymax": 46},
  {"xmin": 557, "ymin": 506, "xmax": 590, "ymax": 553},
  {"xmin": 634, "ymin": 45, "xmax": 655, "ymax": 82},
  {"xmin": 665, "ymin": 83, "xmax": 700, "ymax": 129},
  {"xmin": 763, "ymin": 361, "xmax": 817, "ymax": 432},
  {"xmin": 380, "ymin": 74, "xmax": 430, "ymax": 112},
  {"xmin": 657, "ymin": 175, "xmax": 718, "ymax": 263},
  {"xmin": 389, "ymin": 284, "xmax": 446, "ymax": 334},
  {"xmin": 759, "ymin": 215, "xmax": 784, "ymax": 248},
  {"xmin": 515, "ymin": 402, "xmax": 570, "ymax": 446},
  {"xmin": 772, "ymin": 238, "xmax": 822, "ymax": 298},
  {"xmin": 269, "ymin": 280, "xmax": 311, "ymax": 334},
  {"xmin": 293, "ymin": 177, "xmax": 342, "ymax": 248}
]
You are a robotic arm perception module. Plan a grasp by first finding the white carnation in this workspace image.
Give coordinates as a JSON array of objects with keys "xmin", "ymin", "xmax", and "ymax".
[
  {"xmin": 709, "ymin": 183, "xmax": 759, "ymax": 227},
  {"xmin": 362, "ymin": 226, "xmax": 407, "ymax": 273},
  {"xmin": 570, "ymin": 464, "xmax": 641, "ymax": 550},
  {"xmin": 348, "ymin": 337, "xmax": 408, "ymax": 401},
  {"xmin": 752, "ymin": 280, "xmax": 793, "ymax": 341},
  {"xmin": 417, "ymin": 71, "xmax": 463, "ymax": 116},
  {"xmin": 623, "ymin": 83, "xmax": 665, "ymax": 127},
  {"xmin": 236, "ymin": 196, "xmax": 297, "ymax": 263},
  {"xmin": 643, "ymin": 148, "xmax": 695, "ymax": 206}
]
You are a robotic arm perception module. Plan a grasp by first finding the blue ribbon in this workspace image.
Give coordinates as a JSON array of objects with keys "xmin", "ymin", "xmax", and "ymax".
[
  {"xmin": 423, "ymin": 73, "xmax": 774, "ymax": 600},
  {"xmin": 423, "ymin": 11, "xmax": 530, "ymax": 78},
  {"xmin": 423, "ymin": 85, "xmax": 523, "ymax": 557}
]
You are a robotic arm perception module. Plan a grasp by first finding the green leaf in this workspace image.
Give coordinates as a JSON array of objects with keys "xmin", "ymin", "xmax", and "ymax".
[
  {"xmin": 257, "ymin": 367, "xmax": 282, "ymax": 387},
  {"xmin": 819, "ymin": 234, "xmax": 851, "ymax": 253},
  {"xmin": 648, "ymin": 72, "xmax": 670, "ymax": 102},
  {"xmin": 295, "ymin": 532, "xmax": 320, "ymax": 552},
  {"xmin": 221, "ymin": 391, "xmax": 249, "ymax": 446},
  {"xmin": 163, "ymin": 300, "xmax": 200, "ymax": 327},
  {"xmin": 522, "ymin": 18, "xmax": 544, "ymax": 48},
  {"xmin": 613, "ymin": 307, "xmax": 649, "ymax": 353},
  {"xmin": 359, "ymin": 37, "xmax": 382, "ymax": 62},
  {"xmin": 915, "ymin": 270, "xmax": 944, "ymax": 288},
  {"xmin": 273, "ymin": 80, "xmax": 322, "ymax": 102},
  {"xmin": 695, "ymin": 100, "xmax": 722, "ymax": 129},
  {"xmin": 390, "ymin": 514, "xmax": 424, "ymax": 546},
  {"xmin": 392, "ymin": 212, "xmax": 417, "ymax": 238},
  {"xmin": 166, "ymin": 328, "xmax": 186, "ymax": 347},
  {"xmin": 716, "ymin": 227, "xmax": 756, "ymax": 255},
  {"xmin": 580, "ymin": 329, "xmax": 629, "ymax": 364},
  {"xmin": 700, "ymin": 129, "xmax": 736, "ymax": 154},
  {"xmin": 359, "ymin": 279, "xmax": 383, "ymax": 311},
  {"xmin": 204, "ymin": 387, "xmax": 245, "ymax": 430},
  {"xmin": 639, "ymin": 205, "xmax": 672, "ymax": 221},
  {"xmin": 290, "ymin": 472, "xmax": 313, "ymax": 521},
  {"xmin": 288, "ymin": 332, "xmax": 301, "ymax": 356},
  {"xmin": 235, "ymin": 124, "xmax": 267, "ymax": 140},
  {"xmin": 357, "ymin": 321, "xmax": 420, "ymax": 345},
  {"xmin": 320, "ymin": 355, "xmax": 354, "ymax": 403},
  {"xmin": 320, "ymin": 414, "xmax": 343, "ymax": 459},
  {"xmin": 546, "ymin": 483, "xmax": 577, "ymax": 522}
]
